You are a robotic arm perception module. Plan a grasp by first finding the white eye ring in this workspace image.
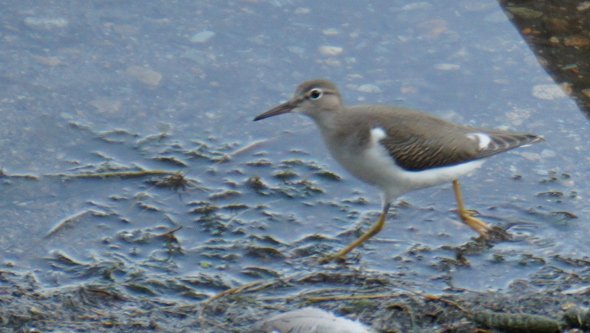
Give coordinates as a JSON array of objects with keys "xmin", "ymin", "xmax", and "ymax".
[{"xmin": 309, "ymin": 88, "xmax": 323, "ymax": 100}]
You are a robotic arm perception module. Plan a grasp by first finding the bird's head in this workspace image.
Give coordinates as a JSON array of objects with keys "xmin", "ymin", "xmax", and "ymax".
[{"xmin": 254, "ymin": 79, "xmax": 342, "ymax": 122}]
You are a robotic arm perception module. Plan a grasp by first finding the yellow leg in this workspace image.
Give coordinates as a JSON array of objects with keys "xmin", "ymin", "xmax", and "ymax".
[
  {"xmin": 319, "ymin": 203, "xmax": 391, "ymax": 263},
  {"xmin": 452, "ymin": 179, "xmax": 492, "ymax": 238}
]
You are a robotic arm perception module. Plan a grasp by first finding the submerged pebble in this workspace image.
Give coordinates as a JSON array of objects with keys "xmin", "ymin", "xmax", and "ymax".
[
  {"xmin": 190, "ymin": 30, "xmax": 215, "ymax": 43},
  {"xmin": 356, "ymin": 84, "xmax": 382, "ymax": 93},
  {"xmin": 126, "ymin": 66, "xmax": 163, "ymax": 86},
  {"xmin": 319, "ymin": 45, "xmax": 344, "ymax": 56},
  {"xmin": 24, "ymin": 17, "xmax": 68, "ymax": 29}
]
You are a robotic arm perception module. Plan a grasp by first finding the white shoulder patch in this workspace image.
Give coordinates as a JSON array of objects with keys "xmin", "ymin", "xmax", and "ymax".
[
  {"xmin": 467, "ymin": 132, "xmax": 492, "ymax": 150},
  {"xmin": 370, "ymin": 127, "xmax": 387, "ymax": 143}
]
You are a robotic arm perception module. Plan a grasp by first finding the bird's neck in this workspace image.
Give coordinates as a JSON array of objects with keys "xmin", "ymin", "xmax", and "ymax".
[{"xmin": 307, "ymin": 108, "xmax": 343, "ymax": 133}]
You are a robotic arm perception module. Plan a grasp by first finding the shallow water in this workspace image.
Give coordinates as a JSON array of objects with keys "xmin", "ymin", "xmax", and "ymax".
[{"xmin": 1, "ymin": 0, "xmax": 589, "ymax": 331}]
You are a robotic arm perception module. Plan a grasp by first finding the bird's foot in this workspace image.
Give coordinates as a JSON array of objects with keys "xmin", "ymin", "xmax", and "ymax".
[
  {"xmin": 457, "ymin": 209, "xmax": 511, "ymax": 242},
  {"xmin": 485, "ymin": 226, "xmax": 512, "ymax": 242},
  {"xmin": 457, "ymin": 209, "xmax": 489, "ymax": 235},
  {"xmin": 463, "ymin": 208, "xmax": 480, "ymax": 216}
]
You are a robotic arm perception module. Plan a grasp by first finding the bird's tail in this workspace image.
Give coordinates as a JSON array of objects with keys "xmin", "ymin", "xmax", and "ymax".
[{"xmin": 479, "ymin": 131, "xmax": 544, "ymax": 158}]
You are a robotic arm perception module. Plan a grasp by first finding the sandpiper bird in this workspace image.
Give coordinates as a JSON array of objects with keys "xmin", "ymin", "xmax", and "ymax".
[{"xmin": 254, "ymin": 79, "xmax": 543, "ymax": 263}]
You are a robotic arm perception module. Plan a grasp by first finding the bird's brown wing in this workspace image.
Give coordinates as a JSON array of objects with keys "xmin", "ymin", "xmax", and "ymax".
[
  {"xmin": 379, "ymin": 129, "xmax": 543, "ymax": 171},
  {"xmin": 375, "ymin": 112, "xmax": 543, "ymax": 171},
  {"xmin": 343, "ymin": 105, "xmax": 542, "ymax": 171},
  {"xmin": 379, "ymin": 132, "xmax": 474, "ymax": 171}
]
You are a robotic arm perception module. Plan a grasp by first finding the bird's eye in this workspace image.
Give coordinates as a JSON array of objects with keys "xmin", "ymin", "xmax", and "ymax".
[{"xmin": 309, "ymin": 88, "xmax": 323, "ymax": 100}]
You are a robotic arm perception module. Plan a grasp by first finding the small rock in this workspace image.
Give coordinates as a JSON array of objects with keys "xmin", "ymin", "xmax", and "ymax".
[
  {"xmin": 256, "ymin": 307, "xmax": 374, "ymax": 333},
  {"xmin": 126, "ymin": 66, "xmax": 162, "ymax": 86},
  {"xmin": 356, "ymin": 84, "xmax": 382, "ymax": 93},
  {"xmin": 546, "ymin": 18, "xmax": 570, "ymax": 33},
  {"xmin": 577, "ymin": 2, "xmax": 590, "ymax": 11},
  {"xmin": 190, "ymin": 30, "xmax": 215, "ymax": 44},
  {"xmin": 563, "ymin": 35, "xmax": 590, "ymax": 48},
  {"xmin": 319, "ymin": 45, "xmax": 343, "ymax": 56},
  {"xmin": 506, "ymin": 6, "xmax": 543, "ymax": 19},
  {"xmin": 532, "ymin": 84, "xmax": 567, "ymax": 100}
]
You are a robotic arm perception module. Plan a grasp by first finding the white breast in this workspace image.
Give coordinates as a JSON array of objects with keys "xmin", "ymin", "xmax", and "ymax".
[{"xmin": 327, "ymin": 128, "xmax": 484, "ymax": 203}]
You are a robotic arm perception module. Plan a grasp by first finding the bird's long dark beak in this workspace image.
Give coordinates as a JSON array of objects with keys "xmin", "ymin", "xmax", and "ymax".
[{"xmin": 253, "ymin": 99, "xmax": 299, "ymax": 121}]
